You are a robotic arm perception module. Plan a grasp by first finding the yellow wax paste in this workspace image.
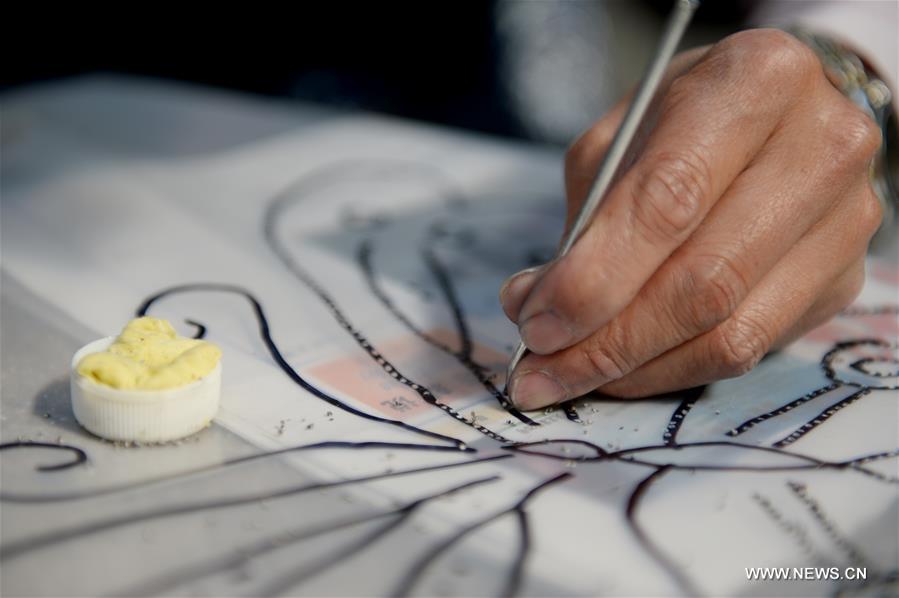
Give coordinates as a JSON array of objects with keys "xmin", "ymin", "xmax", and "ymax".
[{"xmin": 77, "ymin": 317, "xmax": 221, "ymax": 390}]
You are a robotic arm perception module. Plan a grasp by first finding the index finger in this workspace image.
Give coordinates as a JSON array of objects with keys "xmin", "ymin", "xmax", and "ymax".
[{"xmin": 515, "ymin": 30, "xmax": 821, "ymax": 355}]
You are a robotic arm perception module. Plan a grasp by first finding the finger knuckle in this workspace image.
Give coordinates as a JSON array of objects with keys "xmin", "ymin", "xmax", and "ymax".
[
  {"xmin": 681, "ymin": 253, "xmax": 750, "ymax": 331},
  {"xmin": 831, "ymin": 108, "xmax": 882, "ymax": 164},
  {"xmin": 581, "ymin": 337, "xmax": 631, "ymax": 384},
  {"xmin": 631, "ymin": 148, "xmax": 710, "ymax": 243},
  {"xmin": 860, "ymin": 191, "xmax": 884, "ymax": 237},
  {"xmin": 662, "ymin": 73, "xmax": 699, "ymax": 114},
  {"xmin": 724, "ymin": 29, "xmax": 819, "ymax": 87},
  {"xmin": 713, "ymin": 315, "xmax": 771, "ymax": 377}
]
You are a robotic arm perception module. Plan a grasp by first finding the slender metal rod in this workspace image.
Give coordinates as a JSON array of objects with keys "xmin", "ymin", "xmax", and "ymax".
[{"xmin": 505, "ymin": 0, "xmax": 700, "ymax": 392}]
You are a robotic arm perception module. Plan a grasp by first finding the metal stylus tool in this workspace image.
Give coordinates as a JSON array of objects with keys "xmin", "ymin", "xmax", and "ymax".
[{"xmin": 505, "ymin": 0, "xmax": 700, "ymax": 396}]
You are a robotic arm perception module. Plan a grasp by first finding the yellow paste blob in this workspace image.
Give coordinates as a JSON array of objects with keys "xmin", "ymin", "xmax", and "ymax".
[{"xmin": 77, "ymin": 317, "xmax": 221, "ymax": 390}]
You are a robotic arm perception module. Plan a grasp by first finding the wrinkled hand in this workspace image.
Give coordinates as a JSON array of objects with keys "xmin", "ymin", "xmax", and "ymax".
[{"xmin": 500, "ymin": 29, "xmax": 883, "ymax": 409}]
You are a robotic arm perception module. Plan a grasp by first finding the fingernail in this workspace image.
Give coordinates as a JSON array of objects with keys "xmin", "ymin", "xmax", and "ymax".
[
  {"xmin": 499, "ymin": 266, "xmax": 544, "ymax": 319},
  {"xmin": 510, "ymin": 370, "xmax": 567, "ymax": 410},
  {"xmin": 519, "ymin": 311, "xmax": 575, "ymax": 354}
]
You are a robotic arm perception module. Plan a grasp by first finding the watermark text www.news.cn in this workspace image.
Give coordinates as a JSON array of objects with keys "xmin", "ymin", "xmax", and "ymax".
[{"xmin": 745, "ymin": 567, "xmax": 866, "ymax": 581}]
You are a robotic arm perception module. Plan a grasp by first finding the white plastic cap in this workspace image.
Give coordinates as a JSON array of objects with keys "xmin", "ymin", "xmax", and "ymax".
[{"xmin": 70, "ymin": 337, "xmax": 221, "ymax": 443}]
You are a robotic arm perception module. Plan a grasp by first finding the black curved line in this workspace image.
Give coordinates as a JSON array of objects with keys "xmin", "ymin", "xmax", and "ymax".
[
  {"xmin": 358, "ymin": 240, "xmax": 456, "ymax": 356},
  {"xmin": 265, "ymin": 163, "xmax": 513, "ymax": 443},
  {"xmin": 840, "ymin": 448, "xmax": 899, "ymax": 466},
  {"xmin": 264, "ymin": 511, "xmax": 413, "ymax": 597},
  {"xmin": 848, "ymin": 466, "xmax": 899, "ymax": 484},
  {"xmin": 358, "ymin": 240, "xmax": 537, "ymax": 427},
  {"xmin": 507, "ymin": 439, "xmax": 824, "ymax": 467},
  {"xmin": 503, "ymin": 439, "xmax": 608, "ymax": 460},
  {"xmin": 120, "ymin": 475, "xmax": 500, "ymax": 597},
  {"xmin": 611, "ymin": 441, "xmax": 828, "ymax": 466},
  {"xmin": 183, "ymin": 318, "xmax": 207, "ymax": 339},
  {"xmin": 422, "ymin": 246, "xmax": 538, "ymax": 426},
  {"xmin": 725, "ymin": 383, "xmax": 840, "ymax": 437},
  {"xmin": 8, "ymin": 161, "xmax": 893, "ymax": 597},
  {"xmin": 505, "ymin": 439, "xmax": 899, "ymax": 483},
  {"xmin": 626, "ymin": 466, "xmax": 701, "ymax": 596},
  {"xmin": 849, "ymin": 357, "xmax": 899, "ymax": 378},
  {"xmin": 1, "ymin": 441, "xmax": 473, "ymax": 504},
  {"xmin": 136, "ymin": 283, "xmax": 467, "ymax": 450},
  {"xmin": 393, "ymin": 472, "xmax": 572, "ymax": 597},
  {"xmin": 821, "ymin": 338, "xmax": 896, "ymax": 389},
  {"xmin": 422, "ymin": 247, "xmax": 473, "ymax": 360},
  {"xmin": 123, "ymin": 510, "xmax": 400, "ymax": 597},
  {"xmin": 663, "ymin": 395, "xmax": 698, "ymax": 446},
  {"xmin": 0, "ymin": 453, "xmax": 512, "ymax": 561},
  {"xmin": 773, "ymin": 388, "xmax": 872, "ymax": 448},
  {"xmin": 504, "ymin": 509, "xmax": 531, "ymax": 598},
  {"xmin": 391, "ymin": 513, "xmax": 508, "ymax": 596},
  {"xmin": 0, "ymin": 441, "xmax": 87, "ymax": 472},
  {"xmin": 259, "ymin": 474, "xmax": 500, "ymax": 597}
]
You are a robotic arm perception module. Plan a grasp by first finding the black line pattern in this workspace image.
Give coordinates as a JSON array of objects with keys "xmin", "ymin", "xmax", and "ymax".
[
  {"xmin": 3, "ymin": 159, "xmax": 896, "ymax": 597},
  {"xmin": 840, "ymin": 448, "xmax": 899, "ymax": 484},
  {"xmin": 184, "ymin": 318, "xmax": 207, "ymax": 339},
  {"xmin": 842, "ymin": 448, "xmax": 899, "ymax": 466},
  {"xmin": 0, "ymin": 453, "xmax": 512, "ymax": 561},
  {"xmin": 85, "ymin": 265, "xmax": 899, "ymax": 597},
  {"xmin": 625, "ymin": 466, "xmax": 700, "ymax": 596},
  {"xmin": 0, "ymin": 441, "xmax": 87, "ymax": 472},
  {"xmin": 773, "ymin": 388, "xmax": 872, "ymax": 448},
  {"xmin": 504, "ymin": 439, "xmax": 898, "ymax": 477},
  {"xmin": 726, "ymin": 383, "xmax": 840, "ymax": 437},
  {"xmin": 116, "ymin": 475, "xmax": 500, "ymax": 597},
  {"xmin": 392, "ymin": 472, "xmax": 572, "ymax": 597},
  {"xmin": 663, "ymin": 395, "xmax": 699, "ymax": 446},
  {"xmin": 358, "ymin": 240, "xmax": 536, "ymax": 427},
  {"xmin": 5, "ymin": 297, "xmax": 896, "ymax": 596},
  {"xmin": 1, "ymin": 441, "xmax": 473, "ymax": 504},
  {"xmin": 24, "ymin": 269, "xmax": 888, "ymax": 596},
  {"xmin": 137, "ymin": 283, "xmax": 470, "ymax": 449},
  {"xmin": 821, "ymin": 339, "xmax": 899, "ymax": 390},
  {"xmin": 422, "ymin": 247, "xmax": 473, "ymax": 361},
  {"xmin": 850, "ymin": 357, "xmax": 899, "ymax": 378},
  {"xmin": 266, "ymin": 192, "xmax": 511, "ymax": 443},
  {"xmin": 422, "ymin": 246, "xmax": 536, "ymax": 426}
]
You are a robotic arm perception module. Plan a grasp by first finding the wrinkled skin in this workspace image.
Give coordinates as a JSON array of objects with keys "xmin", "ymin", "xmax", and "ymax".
[{"xmin": 501, "ymin": 29, "xmax": 883, "ymax": 409}]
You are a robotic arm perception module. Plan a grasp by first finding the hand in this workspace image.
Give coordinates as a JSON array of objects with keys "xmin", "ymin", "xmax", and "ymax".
[{"xmin": 500, "ymin": 29, "xmax": 883, "ymax": 409}]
